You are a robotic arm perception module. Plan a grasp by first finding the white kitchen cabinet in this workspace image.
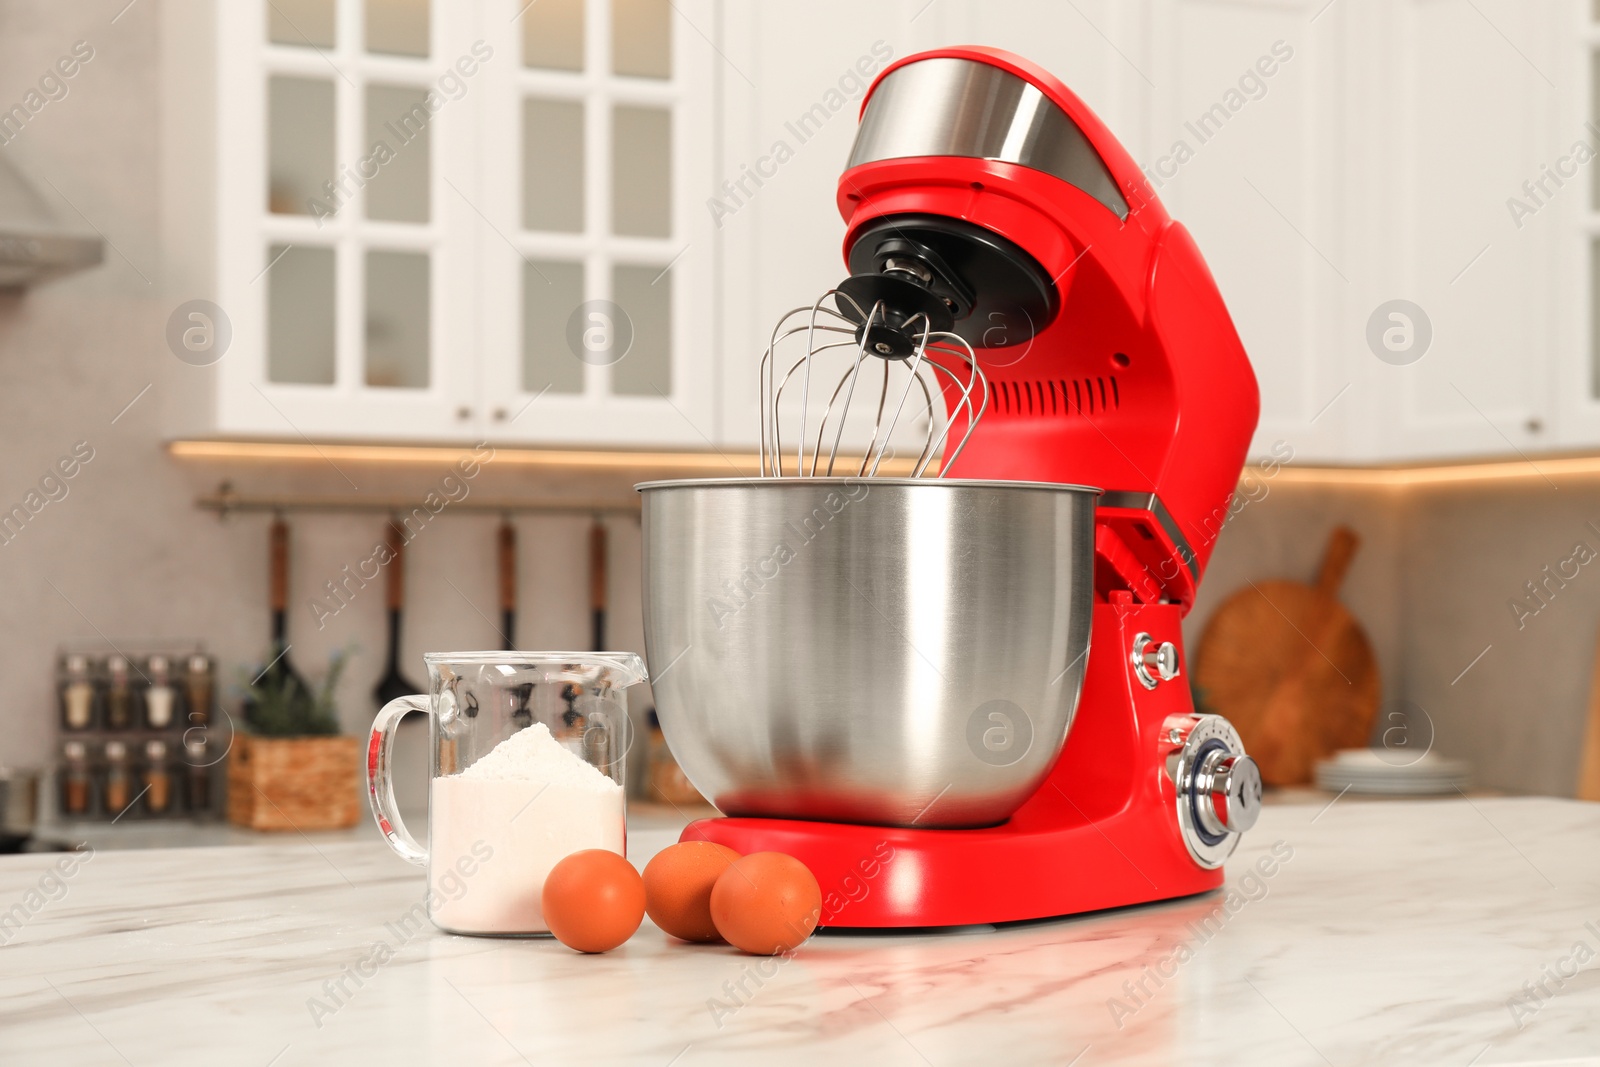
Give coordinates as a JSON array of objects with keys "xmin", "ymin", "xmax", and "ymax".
[
  {"xmin": 714, "ymin": 0, "xmax": 1585, "ymax": 464},
  {"xmin": 713, "ymin": 2, "xmax": 936, "ymax": 452},
  {"xmin": 165, "ymin": 0, "xmax": 1589, "ymax": 461},
  {"xmin": 1137, "ymin": 0, "xmax": 1574, "ymax": 463},
  {"xmin": 1140, "ymin": 0, "xmax": 1566, "ymax": 463},
  {"xmin": 168, "ymin": 0, "xmax": 718, "ymax": 447},
  {"xmin": 1141, "ymin": 0, "xmax": 1358, "ymax": 463},
  {"xmin": 1556, "ymin": 1, "xmax": 1600, "ymax": 449},
  {"xmin": 712, "ymin": 0, "xmax": 1393, "ymax": 464},
  {"xmin": 472, "ymin": 0, "xmax": 718, "ymax": 447},
  {"xmin": 1362, "ymin": 0, "xmax": 1561, "ymax": 461}
]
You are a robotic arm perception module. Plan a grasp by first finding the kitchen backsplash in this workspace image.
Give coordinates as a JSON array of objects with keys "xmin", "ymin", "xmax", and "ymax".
[{"xmin": 1190, "ymin": 477, "xmax": 1600, "ymax": 797}]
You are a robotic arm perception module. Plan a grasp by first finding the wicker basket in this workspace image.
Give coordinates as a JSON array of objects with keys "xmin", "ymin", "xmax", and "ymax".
[{"xmin": 227, "ymin": 735, "xmax": 361, "ymax": 831}]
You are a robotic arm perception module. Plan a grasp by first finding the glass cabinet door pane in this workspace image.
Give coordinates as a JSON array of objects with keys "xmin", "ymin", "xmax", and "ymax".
[
  {"xmin": 366, "ymin": 251, "xmax": 431, "ymax": 388},
  {"xmin": 523, "ymin": 260, "xmax": 586, "ymax": 394},
  {"xmin": 1592, "ymin": 238, "xmax": 1600, "ymax": 399},
  {"xmin": 610, "ymin": 264, "xmax": 670, "ymax": 396},
  {"xmin": 612, "ymin": 106, "xmax": 670, "ymax": 237},
  {"xmin": 365, "ymin": 84, "xmax": 431, "ymax": 223},
  {"xmin": 522, "ymin": 0, "xmax": 585, "ymax": 71},
  {"xmin": 366, "ymin": 0, "xmax": 429, "ymax": 57},
  {"xmin": 1593, "ymin": 52, "xmax": 1600, "ymax": 210},
  {"xmin": 523, "ymin": 99, "xmax": 585, "ymax": 232},
  {"xmin": 268, "ymin": 0, "xmax": 336, "ymax": 48},
  {"xmin": 267, "ymin": 245, "xmax": 336, "ymax": 384},
  {"xmin": 268, "ymin": 77, "xmax": 335, "ymax": 216},
  {"xmin": 611, "ymin": 0, "xmax": 670, "ymax": 79}
]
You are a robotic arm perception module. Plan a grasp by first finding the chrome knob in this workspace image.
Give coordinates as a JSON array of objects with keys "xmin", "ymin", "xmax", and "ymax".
[
  {"xmin": 1167, "ymin": 714, "xmax": 1255, "ymax": 869},
  {"xmin": 1131, "ymin": 633, "xmax": 1180, "ymax": 689},
  {"xmin": 1195, "ymin": 752, "xmax": 1262, "ymax": 835}
]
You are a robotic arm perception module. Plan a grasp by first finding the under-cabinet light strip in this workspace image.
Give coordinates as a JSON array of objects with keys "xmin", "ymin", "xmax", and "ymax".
[
  {"xmin": 1265, "ymin": 456, "xmax": 1600, "ymax": 489},
  {"xmin": 168, "ymin": 440, "xmax": 1600, "ymax": 489}
]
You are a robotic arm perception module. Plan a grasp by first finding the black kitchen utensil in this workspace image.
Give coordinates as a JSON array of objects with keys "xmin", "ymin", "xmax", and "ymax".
[
  {"xmin": 589, "ymin": 518, "xmax": 607, "ymax": 651},
  {"xmin": 497, "ymin": 517, "xmax": 533, "ymax": 725},
  {"xmin": 258, "ymin": 517, "xmax": 311, "ymax": 707},
  {"xmin": 373, "ymin": 520, "xmax": 421, "ymax": 711},
  {"xmin": 498, "ymin": 518, "xmax": 516, "ymax": 650}
]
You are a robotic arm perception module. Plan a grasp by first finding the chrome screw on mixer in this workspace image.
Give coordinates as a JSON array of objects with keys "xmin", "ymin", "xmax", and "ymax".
[{"xmin": 758, "ymin": 280, "xmax": 990, "ymax": 479}]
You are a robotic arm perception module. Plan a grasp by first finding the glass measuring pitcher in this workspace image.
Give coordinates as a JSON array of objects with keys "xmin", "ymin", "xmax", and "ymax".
[{"xmin": 367, "ymin": 651, "xmax": 645, "ymax": 936}]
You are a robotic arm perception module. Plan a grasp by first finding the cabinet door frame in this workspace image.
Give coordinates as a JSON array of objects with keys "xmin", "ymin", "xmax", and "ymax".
[
  {"xmin": 712, "ymin": 2, "xmax": 991, "ymax": 456},
  {"xmin": 1145, "ymin": 0, "xmax": 1357, "ymax": 463},
  {"xmin": 1371, "ymin": 0, "xmax": 1558, "ymax": 460},
  {"xmin": 474, "ymin": 0, "xmax": 718, "ymax": 448},
  {"xmin": 1558, "ymin": 0, "xmax": 1600, "ymax": 448},
  {"xmin": 211, "ymin": 0, "xmax": 716, "ymax": 447},
  {"xmin": 214, "ymin": 0, "xmax": 481, "ymax": 441}
]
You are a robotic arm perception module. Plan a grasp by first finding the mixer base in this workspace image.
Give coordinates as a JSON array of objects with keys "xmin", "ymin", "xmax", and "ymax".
[{"xmin": 682, "ymin": 805, "xmax": 1221, "ymax": 929}]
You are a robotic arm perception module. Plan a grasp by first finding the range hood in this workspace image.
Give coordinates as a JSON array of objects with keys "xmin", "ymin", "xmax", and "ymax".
[{"xmin": 0, "ymin": 157, "xmax": 103, "ymax": 288}]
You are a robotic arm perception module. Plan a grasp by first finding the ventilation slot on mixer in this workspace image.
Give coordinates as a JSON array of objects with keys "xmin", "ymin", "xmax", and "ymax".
[{"xmin": 992, "ymin": 376, "xmax": 1121, "ymax": 418}]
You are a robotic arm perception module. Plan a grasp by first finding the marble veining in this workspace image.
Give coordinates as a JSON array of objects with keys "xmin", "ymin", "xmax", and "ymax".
[{"xmin": 3, "ymin": 799, "xmax": 1600, "ymax": 1065}]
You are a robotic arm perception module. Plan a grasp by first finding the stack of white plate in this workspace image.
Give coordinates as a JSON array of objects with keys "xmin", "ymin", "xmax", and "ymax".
[{"xmin": 1314, "ymin": 748, "xmax": 1471, "ymax": 795}]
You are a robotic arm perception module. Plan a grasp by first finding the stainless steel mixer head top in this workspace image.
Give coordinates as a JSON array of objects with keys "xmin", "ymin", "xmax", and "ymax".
[{"xmin": 757, "ymin": 285, "xmax": 989, "ymax": 479}]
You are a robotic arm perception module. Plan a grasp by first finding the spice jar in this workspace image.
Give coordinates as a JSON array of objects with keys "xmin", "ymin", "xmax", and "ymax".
[
  {"xmin": 103, "ymin": 740, "xmax": 132, "ymax": 817},
  {"xmin": 143, "ymin": 740, "xmax": 174, "ymax": 816},
  {"xmin": 184, "ymin": 655, "xmax": 213, "ymax": 728},
  {"xmin": 105, "ymin": 654, "xmax": 134, "ymax": 730},
  {"xmin": 184, "ymin": 737, "xmax": 211, "ymax": 813},
  {"xmin": 61, "ymin": 654, "xmax": 96, "ymax": 731},
  {"xmin": 144, "ymin": 655, "xmax": 176, "ymax": 730},
  {"xmin": 60, "ymin": 740, "xmax": 92, "ymax": 817}
]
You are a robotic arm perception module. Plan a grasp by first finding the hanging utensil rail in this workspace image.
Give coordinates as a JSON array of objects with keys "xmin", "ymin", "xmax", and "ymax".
[{"xmin": 195, "ymin": 484, "xmax": 640, "ymax": 519}]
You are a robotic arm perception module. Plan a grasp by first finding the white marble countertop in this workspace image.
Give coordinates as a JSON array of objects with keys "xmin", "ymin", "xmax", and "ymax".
[{"xmin": 4, "ymin": 797, "xmax": 1599, "ymax": 1066}]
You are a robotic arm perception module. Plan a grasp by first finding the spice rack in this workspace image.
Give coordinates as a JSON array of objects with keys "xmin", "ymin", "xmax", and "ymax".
[{"xmin": 56, "ymin": 645, "xmax": 223, "ymax": 820}]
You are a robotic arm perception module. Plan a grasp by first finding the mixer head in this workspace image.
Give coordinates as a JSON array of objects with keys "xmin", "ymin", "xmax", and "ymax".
[
  {"xmin": 760, "ymin": 53, "xmax": 1088, "ymax": 483},
  {"xmin": 762, "ymin": 45, "xmax": 1260, "ymax": 607}
]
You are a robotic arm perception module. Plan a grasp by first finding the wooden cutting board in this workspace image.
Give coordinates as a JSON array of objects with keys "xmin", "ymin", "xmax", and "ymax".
[{"xmin": 1193, "ymin": 526, "xmax": 1381, "ymax": 785}]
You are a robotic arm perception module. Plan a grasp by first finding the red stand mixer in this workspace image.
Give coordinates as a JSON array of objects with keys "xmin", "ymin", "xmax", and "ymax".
[{"xmin": 640, "ymin": 46, "xmax": 1262, "ymax": 927}]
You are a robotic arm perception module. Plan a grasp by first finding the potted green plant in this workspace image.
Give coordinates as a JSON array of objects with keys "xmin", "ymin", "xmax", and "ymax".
[{"xmin": 227, "ymin": 650, "xmax": 360, "ymax": 831}]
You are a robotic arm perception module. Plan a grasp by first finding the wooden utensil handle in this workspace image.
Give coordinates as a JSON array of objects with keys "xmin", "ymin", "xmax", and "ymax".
[
  {"xmin": 386, "ymin": 521, "xmax": 405, "ymax": 610},
  {"xmin": 589, "ymin": 520, "xmax": 607, "ymax": 612},
  {"xmin": 1315, "ymin": 526, "xmax": 1361, "ymax": 596},
  {"xmin": 1579, "ymin": 624, "xmax": 1600, "ymax": 801},
  {"xmin": 269, "ymin": 518, "xmax": 289, "ymax": 612},
  {"xmin": 498, "ymin": 520, "xmax": 516, "ymax": 612}
]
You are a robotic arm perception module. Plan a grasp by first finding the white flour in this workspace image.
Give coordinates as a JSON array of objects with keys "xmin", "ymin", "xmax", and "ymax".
[
  {"xmin": 455, "ymin": 722, "xmax": 620, "ymax": 789},
  {"xmin": 429, "ymin": 724, "xmax": 625, "ymax": 935}
]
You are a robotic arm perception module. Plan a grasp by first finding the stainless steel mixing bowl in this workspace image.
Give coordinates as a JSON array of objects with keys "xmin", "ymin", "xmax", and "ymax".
[{"xmin": 638, "ymin": 477, "xmax": 1096, "ymax": 828}]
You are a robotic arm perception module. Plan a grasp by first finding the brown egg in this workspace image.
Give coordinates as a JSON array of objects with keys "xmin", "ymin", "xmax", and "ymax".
[
  {"xmin": 709, "ymin": 852, "xmax": 822, "ymax": 956},
  {"xmin": 643, "ymin": 840, "xmax": 741, "ymax": 942},
  {"xmin": 541, "ymin": 849, "xmax": 646, "ymax": 953}
]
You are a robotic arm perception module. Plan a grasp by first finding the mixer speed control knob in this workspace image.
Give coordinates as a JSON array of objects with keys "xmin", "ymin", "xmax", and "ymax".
[
  {"xmin": 1168, "ymin": 714, "xmax": 1255, "ymax": 869},
  {"xmin": 1195, "ymin": 752, "xmax": 1262, "ymax": 835}
]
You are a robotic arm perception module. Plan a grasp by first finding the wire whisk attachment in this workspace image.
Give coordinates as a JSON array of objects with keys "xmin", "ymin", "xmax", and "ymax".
[{"xmin": 758, "ymin": 289, "xmax": 989, "ymax": 478}]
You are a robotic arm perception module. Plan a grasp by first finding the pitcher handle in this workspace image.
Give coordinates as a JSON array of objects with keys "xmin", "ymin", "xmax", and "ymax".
[{"xmin": 367, "ymin": 695, "xmax": 429, "ymax": 866}]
